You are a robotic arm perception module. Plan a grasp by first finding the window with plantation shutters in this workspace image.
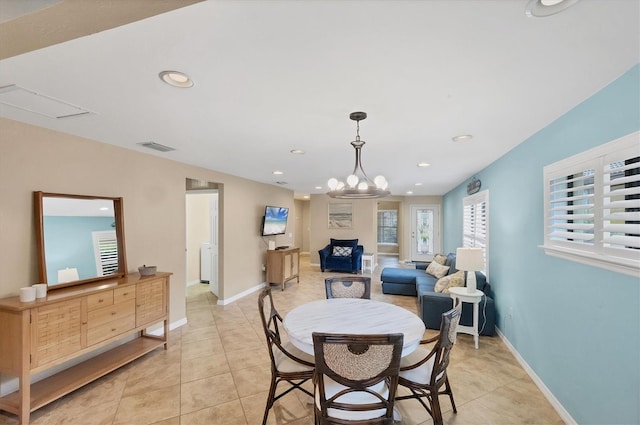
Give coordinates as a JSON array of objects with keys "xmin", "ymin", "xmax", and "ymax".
[
  {"xmin": 92, "ymin": 230, "xmax": 118, "ymax": 276},
  {"xmin": 542, "ymin": 131, "xmax": 640, "ymax": 276},
  {"xmin": 463, "ymin": 190, "xmax": 489, "ymax": 276}
]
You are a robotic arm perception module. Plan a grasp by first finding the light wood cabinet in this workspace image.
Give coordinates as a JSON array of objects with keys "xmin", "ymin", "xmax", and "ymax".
[
  {"xmin": 266, "ymin": 247, "xmax": 300, "ymax": 290},
  {"xmin": 30, "ymin": 299, "xmax": 83, "ymax": 369},
  {"xmin": 0, "ymin": 272, "xmax": 171, "ymax": 425}
]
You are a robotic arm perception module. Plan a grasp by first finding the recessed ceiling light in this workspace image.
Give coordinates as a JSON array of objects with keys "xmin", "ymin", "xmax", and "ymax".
[
  {"xmin": 315, "ymin": 186, "xmax": 323, "ymax": 190},
  {"xmin": 415, "ymin": 183, "xmax": 423, "ymax": 186},
  {"xmin": 159, "ymin": 71, "xmax": 194, "ymax": 88},
  {"xmin": 406, "ymin": 191, "xmax": 413, "ymax": 195},
  {"xmin": 417, "ymin": 162, "xmax": 431, "ymax": 168},
  {"xmin": 525, "ymin": 0, "xmax": 580, "ymax": 17},
  {"xmin": 273, "ymin": 170, "xmax": 284, "ymax": 175},
  {"xmin": 452, "ymin": 134, "xmax": 473, "ymax": 142},
  {"xmin": 290, "ymin": 149, "xmax": 305, "ymax": 154}
]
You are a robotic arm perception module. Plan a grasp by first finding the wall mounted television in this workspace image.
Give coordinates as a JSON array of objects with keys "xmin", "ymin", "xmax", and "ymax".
[{"xmin": 261, "ymin": 206, "xmax": 289, "ymax": 236}]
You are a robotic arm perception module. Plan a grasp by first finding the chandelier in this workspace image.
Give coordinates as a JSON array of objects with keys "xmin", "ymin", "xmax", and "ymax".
[{"xmin": 327, "ymin": 112, "xmax": 390, "ymax": 199}]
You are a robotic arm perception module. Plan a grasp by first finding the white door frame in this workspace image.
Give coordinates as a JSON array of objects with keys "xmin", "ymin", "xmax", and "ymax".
[{"xmin": 209, "ymin": 192, "xmax": 219, "ymax": 296}]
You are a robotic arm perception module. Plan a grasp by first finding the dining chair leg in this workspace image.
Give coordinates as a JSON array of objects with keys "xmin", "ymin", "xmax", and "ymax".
[
  {"xmin": 444, "ymin": 376, "xmax": 457, "ymax": 413},
  {"xmin": 262, "ymin": 377, "xmax": 278, "ymax": 425},
  {"xmin": 430, "ymin": 393, "xmax": 444, "ymax": 425}
]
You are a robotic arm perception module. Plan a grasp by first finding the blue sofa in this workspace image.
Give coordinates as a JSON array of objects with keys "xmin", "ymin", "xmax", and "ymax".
[
  {"xmin": 380, "ymin": 253, "xmax": 495, "ymax": 336},
  {"xmin": 319, "ymin": 238, "xmax": 363, "ymax": 273}
]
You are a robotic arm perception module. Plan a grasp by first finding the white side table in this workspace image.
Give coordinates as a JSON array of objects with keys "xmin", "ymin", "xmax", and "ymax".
[
  {"xmin": 448, "ymin": 286, "xmax": 484, "ymax": 349},
  {"xmin": 361, "ymin": 252, "xmax": 375, "ymax": 274}
]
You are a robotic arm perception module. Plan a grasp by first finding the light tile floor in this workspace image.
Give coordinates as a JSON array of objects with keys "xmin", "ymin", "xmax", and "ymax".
[{"xmin": 0, "ymin": 255, "xmax": 564, "ymax": 425}]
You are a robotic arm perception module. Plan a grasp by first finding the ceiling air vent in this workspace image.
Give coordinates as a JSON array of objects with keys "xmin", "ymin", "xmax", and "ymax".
[
  {"xmin": 138, "ymin": 142, "xmax": 176, "ymax": 152},
  {"xmin": 0, "ymin": 84, "xmax": 92, "ymax": 118},
  {"xmin": 275, "ymin": 181, "xmax": 288, "ymax": 185}
]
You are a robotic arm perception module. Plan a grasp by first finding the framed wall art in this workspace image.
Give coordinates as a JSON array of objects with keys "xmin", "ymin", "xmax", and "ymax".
[{"xmin": 328, "ymin": 203, "xmax": 352, "ymax": 229}]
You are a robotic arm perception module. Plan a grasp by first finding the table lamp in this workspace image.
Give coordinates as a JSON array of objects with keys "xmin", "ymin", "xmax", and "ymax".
[{"xmin": 456, "ymin": 247, "xmax": 484, "ymax": 293}]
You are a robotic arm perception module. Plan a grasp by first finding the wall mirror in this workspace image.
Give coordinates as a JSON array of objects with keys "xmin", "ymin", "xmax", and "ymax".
[{"xmin": 34, "ymin": 191, "xmax": 127, "ymax": 289}]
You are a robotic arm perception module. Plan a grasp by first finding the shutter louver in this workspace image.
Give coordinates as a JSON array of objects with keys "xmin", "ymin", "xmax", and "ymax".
[
  {"xmin": 548, "ymin": 170, "xmax": 595, "ymax": 245},
  {"xmin": 602, "ymin": 150, "xmax": 640, "ymax": 253}
]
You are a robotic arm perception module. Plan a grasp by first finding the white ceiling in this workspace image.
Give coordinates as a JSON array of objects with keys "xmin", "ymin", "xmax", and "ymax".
[{"xmin": 0, "ymin": 0, "xmax": 638, "ymax": 197}]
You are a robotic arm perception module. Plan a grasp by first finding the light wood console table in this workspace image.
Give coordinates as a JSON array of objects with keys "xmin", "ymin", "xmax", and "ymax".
[
  {"xmin": 266, "ymin": 247, "xmax": 299, "ymax": 290},
  {"xmin": 0, "ymin": 272, "xmax": 172, "ymax": 424}
]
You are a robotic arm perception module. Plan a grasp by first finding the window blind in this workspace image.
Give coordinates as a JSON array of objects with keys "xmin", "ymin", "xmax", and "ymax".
[
  {"xmin": 98, "ymin": 237, "xmax": 119, "ymax": 275},
  {"xmin": 602, "ymin": 145, "xmax": 640, "ymax": 258},
  {"xmin": 463, "ymin": 190, "xmax": 489, "ymax": 274},
  {"xmin": 542, "ymin": 131, "xmax": 639, "ymax": 276}
]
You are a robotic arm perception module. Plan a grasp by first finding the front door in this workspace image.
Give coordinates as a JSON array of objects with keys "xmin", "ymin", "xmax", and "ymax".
[{"xmin": 410, "ymin": 205, "xmax": 440, "ymax": 262}]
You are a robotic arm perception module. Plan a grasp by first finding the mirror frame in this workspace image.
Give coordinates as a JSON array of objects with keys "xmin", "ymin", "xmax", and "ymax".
[{"xmin": 34, "ymin": 191, "xmax": 128, "ymax": 289}]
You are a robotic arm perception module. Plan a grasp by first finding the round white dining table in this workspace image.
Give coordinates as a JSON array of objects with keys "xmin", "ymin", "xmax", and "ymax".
[{"xmin": 283, "ymin": 298, "xmax": 426, "ymax": 356}]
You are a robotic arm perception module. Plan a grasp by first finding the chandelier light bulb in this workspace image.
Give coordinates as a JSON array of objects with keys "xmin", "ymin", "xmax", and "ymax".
[
  {"xmin": 374, "ymin": 175, "xmax": 387, "ymax": 188},
  {"xmin": 358, "ymin": 181, "xmax": 368, "ymax": 190},
  {"xmin": 328, "ymin": 178, "xmax": 338, "ymax": 190},
  {"xmin": 336, "ymin": 181, "xmax": 345, "ymax": 190},
  {"xmin": 347, "ymin": 174, "xmax": 359, "ymax": 187}
]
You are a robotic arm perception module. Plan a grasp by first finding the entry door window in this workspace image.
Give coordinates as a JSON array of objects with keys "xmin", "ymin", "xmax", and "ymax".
[
  {"xmin": 410, "ymin": 205, "xmax": 440, "ymax": 262},
  {"xmin": 415, "ymin": 208, "xmax": 434, "ymax": 255}
]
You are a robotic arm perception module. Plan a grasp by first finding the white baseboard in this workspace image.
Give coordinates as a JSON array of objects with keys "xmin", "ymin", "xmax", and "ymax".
[
  {"xmin": 216, "ymin": 282, "xmax": 266, "ymax": 305},
  {"xmin": 147, "ymin": 317, "xmax": 188, "ymax": 336},
  {"xmin": 495, "ymin": 327, "xmax": 576, "ymax": 425}
]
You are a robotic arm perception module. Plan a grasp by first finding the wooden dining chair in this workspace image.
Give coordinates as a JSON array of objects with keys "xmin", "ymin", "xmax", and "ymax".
[
  {"xmin": 324, "ymin": 276, "xmax": 371, "ymax": 299},
  {"xmin": 258, "ymin": 288, "xmax": 315, "ymax": 425},
  {"xmin": 312, "ymin": 332, "xmax": 403, "ymax": 424},
  {"xmin": 395, "ymin": 306, "xmax": 461, "ymax": 425}
]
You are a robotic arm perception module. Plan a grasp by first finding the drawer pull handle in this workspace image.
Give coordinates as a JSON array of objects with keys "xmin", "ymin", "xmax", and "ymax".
[
  {"xmin": 98, "ymin": 299, "xmax": 104, "ymax": 303},
  {"xmin": 111, "ymin": 312, "xmax": 116, "ymax": 315},
  {"xmin": 111, "ymin": 328, "xmax": 116, "ymax": 332}
]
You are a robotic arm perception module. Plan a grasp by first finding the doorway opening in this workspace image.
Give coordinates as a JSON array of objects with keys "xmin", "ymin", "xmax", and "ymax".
[{"xmin": 186, "ymin": 179, "xmax": 220, "ymax": 298}]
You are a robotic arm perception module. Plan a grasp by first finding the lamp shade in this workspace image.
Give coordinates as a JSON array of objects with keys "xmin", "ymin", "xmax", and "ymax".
[{"xmin": 455, "ymin": 247, "xmax": 484, "ymax": 271}]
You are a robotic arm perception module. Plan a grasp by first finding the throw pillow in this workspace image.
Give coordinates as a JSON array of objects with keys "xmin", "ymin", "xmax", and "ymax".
[
  {"xmin": 434, "ymin": 270, "xmax": 465, "ymax": 293},
  {"xmin": 425, "ymin": 261, "xmax": 449, "ymax": 279},
  {"xmin": 433, "ymin": 254, "xmax": 447, "ymax": 265},
  {"xmin": 332, "ymin": 246, "xmax": 353, "ymax": 257}
]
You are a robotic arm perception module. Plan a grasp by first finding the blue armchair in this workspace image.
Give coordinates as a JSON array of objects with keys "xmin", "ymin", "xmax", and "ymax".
[{"xmin": 318, "ymin": 238, "xmax": 363, "ymax": 273}]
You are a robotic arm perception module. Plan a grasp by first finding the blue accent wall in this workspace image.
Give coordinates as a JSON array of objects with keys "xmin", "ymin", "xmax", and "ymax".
[
  {"xmin": 43, "ymin": 216, "xmax": 115, "ymax": 283},
  {"xmin": 443, "ymin": 64, "xmax": 640, "ymax": 424}
]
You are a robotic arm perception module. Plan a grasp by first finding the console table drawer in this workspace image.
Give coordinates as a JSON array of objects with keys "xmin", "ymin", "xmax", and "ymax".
[
  {"xmin": 114, "ymin": 286, "xmax": 135, "ymax": 304},
  {"xmin": 86, "ymin": 313, "xmax": 136, "ymax": 346},
  {"xmin": 87, "ymin": 299, "xmax": 136, "ymax": 329},
  {"xmin": 86, "ymin": 291, "xmax": 114, "ymax": 310}
]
